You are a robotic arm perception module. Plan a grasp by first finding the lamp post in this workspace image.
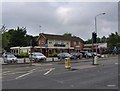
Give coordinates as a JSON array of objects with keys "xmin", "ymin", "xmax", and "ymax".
[{"xmin": 95, "ymin": 13, "xmax": 105, "ymax": 53}]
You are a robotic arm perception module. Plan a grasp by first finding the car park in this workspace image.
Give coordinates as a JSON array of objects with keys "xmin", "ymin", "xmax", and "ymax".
[
  {"xmin": 31, "ymin": 52, "xmax": 46, "ymax": 62},
  {"xmin": 3, "ymin": 54, "xmax": 18, "ymax": 64}
]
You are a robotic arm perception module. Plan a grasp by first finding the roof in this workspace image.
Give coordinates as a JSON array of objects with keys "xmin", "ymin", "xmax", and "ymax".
[{"xmin": 38, "ymin": 33, "xmax": 84, "ymax": 42}]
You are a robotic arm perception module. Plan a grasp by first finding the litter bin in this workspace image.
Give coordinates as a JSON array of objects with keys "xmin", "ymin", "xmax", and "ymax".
[{"xmin": 65, "ymin": 57, "xmax": 71, "ymax": 69}]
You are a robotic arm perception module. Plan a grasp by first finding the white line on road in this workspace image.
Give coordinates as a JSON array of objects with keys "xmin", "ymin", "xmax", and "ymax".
[
  {"xmin": 44, "ymin": 68, "xmax": 55, "ymax": 75},
  {"xmin": 15, "ymin": 68, "xmax": 38, "ymax": 79},
  {"xmin": 3, "ymin": 71, "xmax": 10, "ymax": 74},
  {"xmin": 107, "ymin": 85, "xmax": 116, "ymax": 87},
  {"xmin": 115, "ymin": 63, "xmax": 118, "ymax": 65},
  {"xmin": 15, "ymin": 72, "xmax": 32, "ymax": 79}
]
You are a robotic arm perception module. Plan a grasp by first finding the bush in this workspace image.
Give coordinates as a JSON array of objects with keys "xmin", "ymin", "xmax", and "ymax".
[
  {"xmin": 48, "ymin": 52, "xmax": 58, "ymax": 57},
  {"xmin": 52, "ymin": 52, "xmax": 58, "ymax": 57},
  {"xmin": 20, "ymin": 52, "xmax": 29, "ymax": 57}
]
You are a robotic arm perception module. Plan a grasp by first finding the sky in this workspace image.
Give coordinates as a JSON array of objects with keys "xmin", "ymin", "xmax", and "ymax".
[{"xmin": 2, "ymin": 2, "xmax": 118, "ymax": 41}]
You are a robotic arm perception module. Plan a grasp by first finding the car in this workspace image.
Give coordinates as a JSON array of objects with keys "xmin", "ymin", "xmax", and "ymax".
[
  {"xmin": 92, "ymin": 52, "xmax": 101, "ymax": 58},
  {"xmin": 85, "ymin": 51, "xmax": 93, "ymax": 58},
  {"xmin": 2, "ymin": 52, "xmax": 12, "ymax": 57},
  {"xmin": 70, "ymin": 52, "xmax": 83, "ymax": 59},
  {"xmin": 31, "ymin": 52, "xmax": 46, "ymax": 62},
  {"xmin": 3, "ymin": 54, "xmax": 18, "ymax": 64},
  {"xmin": 80, "ymin": 51, "xmax": 86, "ymax": 58},
  {"xmin": 80, "ymin": 51, "xmax": 92, "ymax": 58},
  {"xmin": 58, "ymin": 53, "xmax": 77, "ymax": 60}
]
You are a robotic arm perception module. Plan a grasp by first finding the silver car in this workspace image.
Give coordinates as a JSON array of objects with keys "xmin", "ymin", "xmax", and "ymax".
[
  {"xmin": 3, "ymin": 54, "xmax": 18, "ymax": 64},
  {"xmin": 31, "ymin": 52, "xmax": 46, "ymax": 62}
]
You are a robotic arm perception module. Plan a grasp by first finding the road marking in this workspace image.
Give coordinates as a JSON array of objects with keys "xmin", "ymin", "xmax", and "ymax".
[
  {"xmin": 15, "ymin": 68, "xmax": 38, "ymax": 79},
  {"xmin": 107, "ymin": 85, "xmax": 116, "ymax": 87},
  {"xmin": 72, "ymin": 65, "xmax": 96, "ymax": 70},
  {"xmin": 5, "ymin": 72, "xmax": 27, "ymax": 75},
  {"xmin": 115, "ymin": 63, "xmax": 118, "ymax": 65},
  {"xmin": 44, "ymin": 68, "xmax": 55, "ymax": 75},
  {"xmin": 29, "ymin": 68, "xmax": 37, "ymax": 72},
  {"xmin": 3, "ymin": 71, "xmax": 10, "ymax": 74},
  {"xmin": 15, "ymin": 72, "xmax": 32, "ymax": 79}
]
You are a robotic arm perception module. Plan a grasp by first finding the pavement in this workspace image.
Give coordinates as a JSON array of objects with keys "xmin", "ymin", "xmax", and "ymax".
[{"xmin": 1, "ymin": 56, "xmax": 118, "ymax": 89}]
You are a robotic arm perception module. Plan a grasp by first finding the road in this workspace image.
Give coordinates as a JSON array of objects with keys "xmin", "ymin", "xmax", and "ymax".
[{"xmin": 1, "ymin": 56, "xmax": 118, "ymax": 89}]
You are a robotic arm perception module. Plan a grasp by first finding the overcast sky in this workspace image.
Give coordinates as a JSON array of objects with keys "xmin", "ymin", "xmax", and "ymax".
[{"xmin": 2, "ymin": 2, "xmax": 118, "ymax": 41}]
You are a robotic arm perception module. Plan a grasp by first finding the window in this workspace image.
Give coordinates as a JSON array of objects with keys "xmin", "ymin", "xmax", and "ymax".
[
  {"xmin": 49, "ymin": 41, "xmax": 52, "ymax": 44},
  {"xmin": 74, "ymin": 41, "xmax": 76, "ymax": 45}
]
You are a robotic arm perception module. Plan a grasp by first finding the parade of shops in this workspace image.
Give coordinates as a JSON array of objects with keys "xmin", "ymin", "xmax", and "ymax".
[{"xmin": 10, "ymin": 33, "xmax": 84, "ymax": 56}]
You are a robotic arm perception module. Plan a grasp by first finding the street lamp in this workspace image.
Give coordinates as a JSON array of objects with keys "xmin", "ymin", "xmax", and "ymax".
[{"xmin": 95, "ymin": 13, "xmax": 105, "ymax": 53}]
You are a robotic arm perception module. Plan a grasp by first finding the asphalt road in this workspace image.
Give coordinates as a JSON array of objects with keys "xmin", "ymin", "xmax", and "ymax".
[{"xmin": 1, "ymin": 56, "xmax": 118, "ymax": 89}]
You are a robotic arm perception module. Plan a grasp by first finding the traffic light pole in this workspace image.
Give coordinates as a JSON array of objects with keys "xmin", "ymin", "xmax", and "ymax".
[
  {"xmin": 92, "ymin": 35, "xmax": 94, "ymax": 65},
  {"xmin": 30, "ymin": 40, "xmax": 33, "ymax": 66},
  {"xmin": 95, "ymin": 16, "xmax": 97, "ymax": 54}
]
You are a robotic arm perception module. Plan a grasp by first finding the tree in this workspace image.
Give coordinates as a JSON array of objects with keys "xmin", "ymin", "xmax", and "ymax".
[
  {"xmin": 63, "ymin": 32, "xmax": 72, "ymax": 36},
  {"xmin": 101, "ymin": 36, "xmax": 107, "ymax": 43},
  {"xmin": 107, "ymin": 32, "xmax": 120, "ymax": 51},
  {"xmin": 2, "ymin": 32, "xmax": 11, "ymax": 51},
  {"xmin": 2, "ymin": 27, "xmax": 28, "ymax": 51},
  {"xmin": 8, "ymin": 27, "xmax": 27, "ymax": 47}
]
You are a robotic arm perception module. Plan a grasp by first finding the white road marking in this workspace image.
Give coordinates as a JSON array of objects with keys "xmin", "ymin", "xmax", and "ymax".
[
  {"xmin": 44, "ymin": 68, "xmax": 55, "ymax": 75},
  {"xmin": 15, "ymin": 72, "xmax": 32, "ymax": 79},
  {"xmin": 5, "ymin": 72, "xmax": 27, "ymax": 75},
  {"xmin": 15, "ymin": 68, "xmax": 38, "ymax": 79},
  {"xmin": 3, "ymin": 71, "xmax": 10, "ymax": 74},
  {"xmin": 107, "ymin": 85, "xmax": 116, "ymax": 87},
  {"xmin": 29, "ymin": 68, "xmax": 37, "ymax": 72},
  {"xmin": 115, "ymin": 63, "xmax": 118, "ymax": 65}
]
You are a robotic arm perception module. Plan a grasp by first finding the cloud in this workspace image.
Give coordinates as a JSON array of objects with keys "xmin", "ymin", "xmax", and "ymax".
[{"xmin": 2, "ymin": 2, "xmax": 118, "ymax": 40}]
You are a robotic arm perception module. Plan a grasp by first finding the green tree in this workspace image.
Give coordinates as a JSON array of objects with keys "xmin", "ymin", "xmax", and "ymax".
[
  {"xmin": 2, "ymin": 32, "xmax": 11, "ymax": 50},
  {"xmin": 8, "ymin": 27, "xmax": 27, "ymax": 47},
  {"xmin": 101, "ymin": 36, "xmax": 107, "ymax": 43},
  {"xmin": 107, "ymin": 32, "xmax": 120, "ymax": 51},
  {"xmin": 63, "ymin": 32, "xmax": 72, "ymax": 36}
]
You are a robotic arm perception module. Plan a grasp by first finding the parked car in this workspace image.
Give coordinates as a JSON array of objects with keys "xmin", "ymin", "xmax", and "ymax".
[
  {"xmin": 58, "ymin": 53, "xmax": 77, "ymax": 60},
  {"xmin": 80, "ymin": 51, "xmax": 86, "ymax": 58},
  {"xmin": 92, "ymin": 52, "xmax": 101, "ymax": 58},
  {"xmin": 80, "ymin": 51, "xmax": 93, "ymax": 58},
  {"xmin": 85, "ymin": 51, "xmax": 93, "ymax": 58},
  {"xmin": 70, "ymin": 52, "xmax": 83, "ymax": 59},
  {"xmin": 3, "ymin": 54, "xmax": 18, "ymax": 64},
  {"xmin": 31, "ymin": 52, "xmax": 46, "ymax": 62},
  {"xmin": 2, "ymin": 52, "xmax": 12, "ymax": 57}
]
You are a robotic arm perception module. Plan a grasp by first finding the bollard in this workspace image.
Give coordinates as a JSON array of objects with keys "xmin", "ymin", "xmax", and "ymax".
[
  {"xmin": 65, "ymin": 57, "xmax": 71, "ymax": 69},
  {"xmin": 93, "ymin": 56, "xmax": 98, "ymax": 65},
  {"xmin": 52, "ymin": 57, "xmax": 54, "ymax": 62},
  {"xmin": 24, "ymin": 58, "xmax": 26, "ymax": 63}
]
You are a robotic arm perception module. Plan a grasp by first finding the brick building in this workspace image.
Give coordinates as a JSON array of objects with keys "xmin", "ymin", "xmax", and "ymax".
[{"xmin": 34, "ymin": 33, "xmax": 84, "ymax": 56}]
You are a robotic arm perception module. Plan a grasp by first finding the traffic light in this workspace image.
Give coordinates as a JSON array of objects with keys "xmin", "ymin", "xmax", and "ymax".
[{"xmin": 92, "ymin": 32, "xmax": 97, "ymax": 43}]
